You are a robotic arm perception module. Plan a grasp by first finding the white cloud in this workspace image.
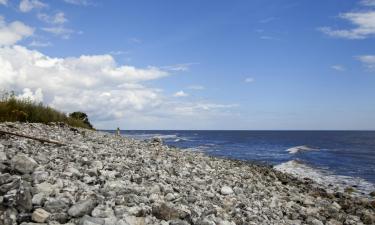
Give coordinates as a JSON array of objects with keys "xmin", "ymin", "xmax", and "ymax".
[
  {"xmin": 0, "ymin": 45, "xmax": 237, "ymax": 129},
  {"xmin": 331, "ymin": 65, "xmax": 346, "ymax": 71},
  {"xmin": 0, "ymin": 0, "xmax": 7, "ymax": 6},
  {"xmin": 17, "ymin": 88, "xmax": 43, "ymax": 102},
  {"xmin": 0, "ymin": 45, "xmax": 170, "ymax": 120},
  {"xmin": 29, "ymin": 40, "xmax": 52, "ymax": 47},
  {"xmin": 187, "ymin": 85, "xmax": 205, "ymax": 90},
  {"xmin": 42, "ymin": 26, "xmax": 75, "ymax": 39},
  {"xmin": 19, "ymin": 0, "xmax": 47, "ymax": 12},
  {"xmin": 63, "ymin": 0, "xmax": 92, "ymax": 6},
  {"xmin": 174, "ymin": 90, "xmax": 189, "ymax": 97},
  {"xmin": 357, "ymin": 55, "xmax": 375, "ymax": 70},
  {"xmin": 244, "ymin": 77, "xmax": 255, "ymax": 83},
  {"xmin": 38, "ymin": 12, "xmax": 67, "ymax": 24},
  {"xmin": 0, "ymin": 16, "xmax": 34, "ymax": 46},
  {"xmin": 319, "ymin": 11, "xmax": 375, "ymax": 39}
]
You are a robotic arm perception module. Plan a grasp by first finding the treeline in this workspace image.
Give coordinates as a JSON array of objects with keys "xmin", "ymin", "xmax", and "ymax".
[{"xmin": 0, "ymin": 91, "xmax": 93, "ymax": 129}]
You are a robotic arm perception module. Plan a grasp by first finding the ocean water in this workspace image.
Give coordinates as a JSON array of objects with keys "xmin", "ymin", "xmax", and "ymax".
[{"xmin": 104, "ymin": 130, "xmax": 375, "ymax": 195}]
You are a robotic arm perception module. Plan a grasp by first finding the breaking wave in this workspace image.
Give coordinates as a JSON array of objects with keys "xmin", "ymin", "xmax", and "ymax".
[
  {"xmin": 286, "ymin": 145, "xmax": 318, "ymax": 154},
  {"xmin": 275, "ymin": 160, "xmax": 375, "ymax": 197}
]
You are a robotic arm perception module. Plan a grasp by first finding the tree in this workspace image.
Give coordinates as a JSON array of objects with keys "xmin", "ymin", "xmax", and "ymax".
[{"xmin": 69, "ymin": 111, "xmax": 93, "ymax": 129}]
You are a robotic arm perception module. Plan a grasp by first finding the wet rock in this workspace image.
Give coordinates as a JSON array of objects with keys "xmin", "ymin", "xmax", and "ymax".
[
  {"xmin": 32, "ymin": 208, "xmax": 50, "ymax": 223},
  {"xmin": 11, "ymin": 154, "xmax": 38, "ymax": 174},
  {"xmin": 68, "ymin": 197, "xmax": 97, "ymax": 217}
]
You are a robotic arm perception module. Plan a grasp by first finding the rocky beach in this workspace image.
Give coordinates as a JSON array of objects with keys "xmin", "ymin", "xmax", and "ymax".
[{"xmin": 0, "ymin": 122, "xmax": 374, "ymax": 225}]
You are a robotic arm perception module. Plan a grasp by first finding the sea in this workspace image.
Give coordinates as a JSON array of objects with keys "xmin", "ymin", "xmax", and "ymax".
[{"xmin": 104, "ymin": 130, "xmax": 375, "ymax": 196}]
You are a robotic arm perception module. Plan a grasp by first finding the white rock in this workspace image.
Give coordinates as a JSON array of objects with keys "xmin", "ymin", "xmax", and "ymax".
[
  {"xmin": 220, "ymin": 186, "xmax": 234, "ymax": 195},
  {"xmin": 32, "ymin": 208, "xmax": 50, "ymax": 223}
]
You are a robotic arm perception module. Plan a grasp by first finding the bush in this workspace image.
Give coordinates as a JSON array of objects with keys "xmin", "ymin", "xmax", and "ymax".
[{"xmin": 0, "ymin": 91, "xmax": 94, "ymax": 129}]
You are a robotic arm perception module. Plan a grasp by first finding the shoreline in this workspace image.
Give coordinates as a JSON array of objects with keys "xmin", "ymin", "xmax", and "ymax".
[{"xmin": 0, "ymin": 122, "xmax": 374, "ymax": 225}]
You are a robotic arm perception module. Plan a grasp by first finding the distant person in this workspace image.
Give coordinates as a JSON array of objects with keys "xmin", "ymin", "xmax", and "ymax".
[{"xmin": 116, "ymin": 127, "xmax": 120, "ymax": 136}]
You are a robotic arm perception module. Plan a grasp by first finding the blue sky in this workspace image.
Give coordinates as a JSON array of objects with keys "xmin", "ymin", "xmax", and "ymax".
[{"xmin": 0, "ymin": 0, "xmax": 375, "ymax": 129}]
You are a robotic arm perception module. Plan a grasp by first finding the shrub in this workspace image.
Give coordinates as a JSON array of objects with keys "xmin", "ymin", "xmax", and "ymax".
[{"xmin": 0, "ymin": 91, "xmax": 94, "ymax": 129}]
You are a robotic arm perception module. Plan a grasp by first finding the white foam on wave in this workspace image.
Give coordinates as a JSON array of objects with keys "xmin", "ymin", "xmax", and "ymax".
[
  {"xmin": 286, "ymin": 145, "xmax": 318, "ymax": 154},
  {"xmin": 153, "ymin": 134, "xmax": 178, "ymax": 139},
  {"xmin": 275, "ymin": 160, "xmax": 375, "ymax": 197}
]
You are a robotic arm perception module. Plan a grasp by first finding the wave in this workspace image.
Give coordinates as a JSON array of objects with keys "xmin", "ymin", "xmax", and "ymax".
[
  {"xmin": 153, "ymin": 134, "xmax": 178, "ymax": 139},
  {"xmin": 274, "ymin": 160, "xmax": 375, "ymax": 197},
  {"xmin": 286, "ymin": 145, "xmax": 318, "ymax": 154}
]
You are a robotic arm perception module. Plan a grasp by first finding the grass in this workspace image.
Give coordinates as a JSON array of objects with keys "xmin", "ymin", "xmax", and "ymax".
[{"xmin": 0, "ymin": 91, "xmax": 93, "ymax": 129}]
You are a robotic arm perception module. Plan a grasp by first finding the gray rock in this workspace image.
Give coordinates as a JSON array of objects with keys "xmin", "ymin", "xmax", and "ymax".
[
  {"xmin": 80, "ymin": 215, "xmax": 105, "ymax": 225},
  {"xmin": 152, "ymin": 203, "xmax": 181, "ymax": 221},
  {"xmin": 68, "ymin": 197, "xmax": 97, "ymax": 217},
  {"xmin": 91, "ymin": 205, "xmax": 115, "ymax": 218},
  {"xmin": 11, "ymin": 154, "xmax": 38, "ymax": 174},
  {"xmin": 44, "ymin": 198, "xmax": 69, "ymax": 213}
]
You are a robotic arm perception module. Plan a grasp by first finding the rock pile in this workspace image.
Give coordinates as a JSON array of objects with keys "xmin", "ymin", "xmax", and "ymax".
[{"xmin": 0, "ymin": 122, "xmax": 374, "ymax": 225}]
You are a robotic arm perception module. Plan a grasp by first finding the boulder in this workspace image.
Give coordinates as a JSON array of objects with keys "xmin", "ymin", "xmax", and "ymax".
[{"xmin": 11, "ymin": 154, "xmax": 38, "ymax": 174}]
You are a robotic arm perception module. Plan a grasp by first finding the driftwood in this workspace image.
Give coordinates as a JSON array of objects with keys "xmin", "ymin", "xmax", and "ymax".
[{"xmin": 0, "ymin": 129, "xmax": 65, "ymax": 145}]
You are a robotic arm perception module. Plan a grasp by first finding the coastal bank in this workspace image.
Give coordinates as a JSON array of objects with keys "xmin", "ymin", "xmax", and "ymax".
[{"xmin": 0, "ymin": 122, "xmax": 374, "ymax": 225}]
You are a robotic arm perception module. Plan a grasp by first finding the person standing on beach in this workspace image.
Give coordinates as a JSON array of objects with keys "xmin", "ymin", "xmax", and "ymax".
[{"xmin": 116, "ymin": 127, "xmax": 120, "ymax": 136}]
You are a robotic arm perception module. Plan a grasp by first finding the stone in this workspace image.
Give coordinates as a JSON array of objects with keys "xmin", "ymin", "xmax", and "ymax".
[
  {"xmin": 32, "ymin": 208, "xmax": 50, "ymax": 223},
  {"xmin": 16, "ymin": 181, "xmax": 33, "ymax": 212},
  {"xmin": 152, "ymin": 203, "xmax": 181, "ymax": 221},
  {"xmin": 91, "ymin": 204, "xmax": 115, "ymax": 218},
  {"xmin": 32, "ymin": 193, "xmax": 46, "ymax": 205},
  {"xmin": 44, "ymin": 198, "xmax": 69, "ymax": 213},
  {"xmin": 0, "ymin": 144, "xmax": 7, "ymax": 161},
  {"xmin": 11, "ymin": 154, "xmax": 38, "ymax": 174},
  {"xmin": 220, "ymin": 186, "xmax": 234, "ymax": 195},
  {"xmin": 68, "ymin": 197, "xmax": 97, "ymax": 217},
  {"xmin": 80, "ymin": 215, "xmax": 105, "ymax": 225}
]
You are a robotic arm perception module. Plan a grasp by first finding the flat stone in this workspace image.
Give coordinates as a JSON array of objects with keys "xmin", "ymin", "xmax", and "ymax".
[{"xmin": 32, "ymin": 208, "xmax": 50, "ymax": 223}]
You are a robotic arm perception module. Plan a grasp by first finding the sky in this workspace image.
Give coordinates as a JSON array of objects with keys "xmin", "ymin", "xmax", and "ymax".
[{"xmin": 0, "ymin": 0, "xmax": 375, "ymax": 130}]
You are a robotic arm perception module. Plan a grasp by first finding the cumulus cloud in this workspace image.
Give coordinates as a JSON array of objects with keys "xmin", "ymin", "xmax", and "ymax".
[
  {"xmin": 319, "ymin": 11, "xmax": 375, "ymax": 39},
  {"xmin": 357, "ymin": 55, "xmax": 375, "ymax": 70},
  {"xmin": 0, "ymin": 45, "xmax": 170, "ymax": 120},
  {"xmin": 0, "ymin": 16, "xmax": 34, "ymax": 46},
  {"xmin": 174, "ymin": 90, "xmax": 189, "ymax": 97},
  {"xmin": 0, "ymin": 45, "xmax": 237, "ymax": 128},
  {"xmin": 38, "ymin": 12, "xmax": 67, "ymax": 24},
  {"xmin": 19, "ymin": 0, "xmax": 47, "ymax": 12},
  {"xmin": 17, "ymin": 88, "xmax": 43, "ymax": 102},
  {"xmin": 331, "ymin": 65, "xmax": 346, "ymax": 71}
]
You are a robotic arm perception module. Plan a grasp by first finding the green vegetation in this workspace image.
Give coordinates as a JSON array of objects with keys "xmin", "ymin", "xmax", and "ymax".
[{"xmin": 0, "ymin": 91, "xmax": 93, "ymax": 129}]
